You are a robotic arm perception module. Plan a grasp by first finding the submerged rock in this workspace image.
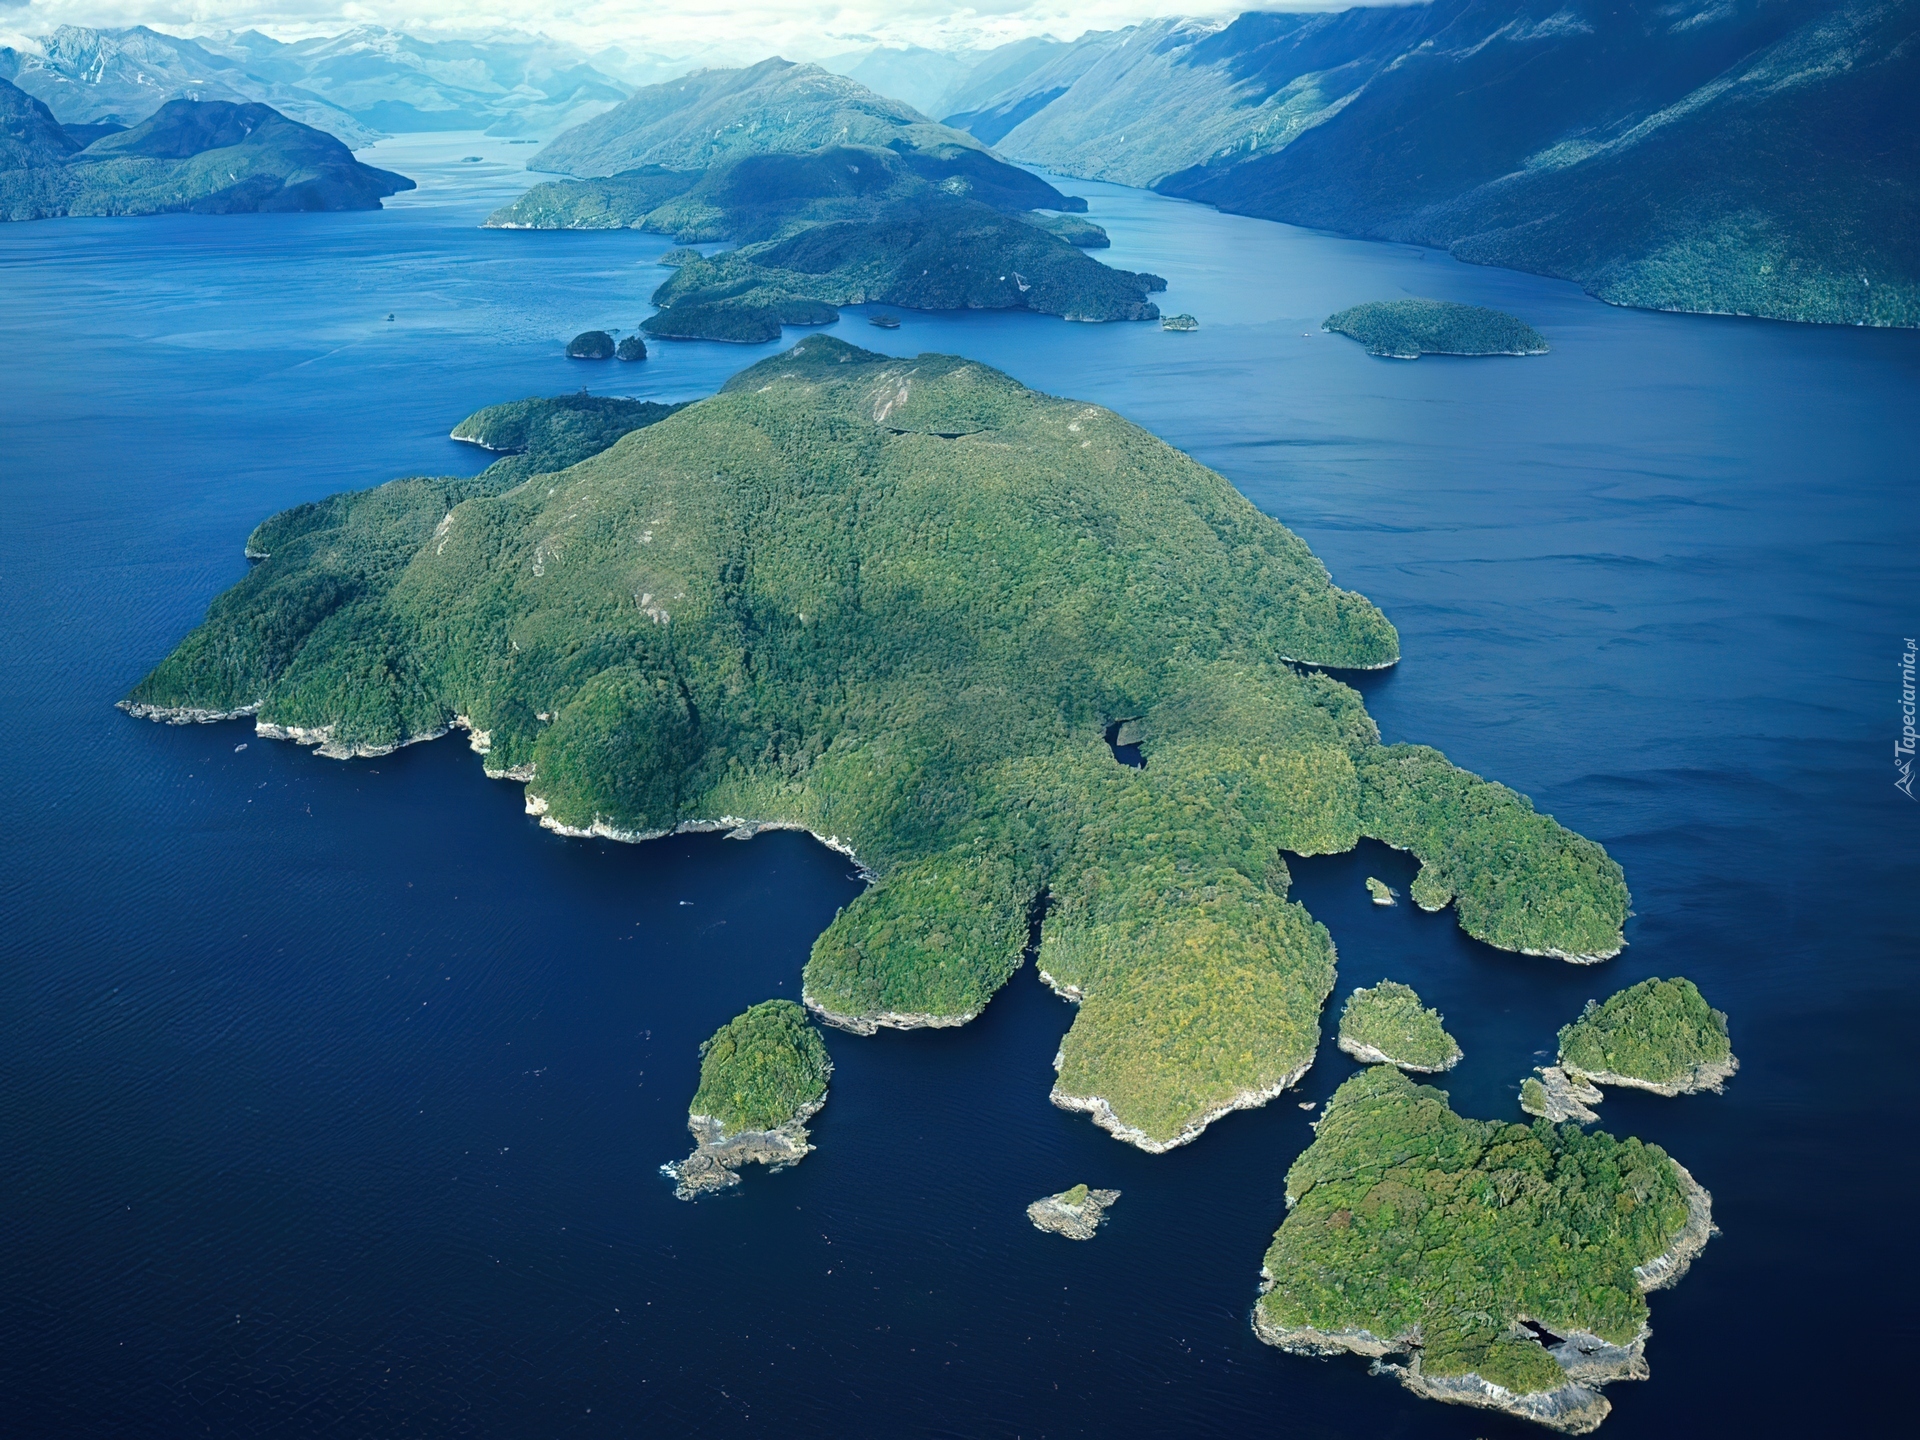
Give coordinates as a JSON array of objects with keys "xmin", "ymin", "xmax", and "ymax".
[{"xmin": 1027, "ymin": 1184, "xmax": 1120, "ymax": 1240}]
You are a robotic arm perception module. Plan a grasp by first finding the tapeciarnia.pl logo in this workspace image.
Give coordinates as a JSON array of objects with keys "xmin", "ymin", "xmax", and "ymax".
[{"xmin": 1899, "ymin": 638, "xmax": 1917, "ymax": 800}]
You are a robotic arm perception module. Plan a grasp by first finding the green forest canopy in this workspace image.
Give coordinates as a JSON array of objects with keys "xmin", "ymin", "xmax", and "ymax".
[
  {"xmin": 1558, "ymin": 977, "xmax": 1733, "ymax": 1087},
  {"xmin": 128, "ymin": 337, "xmax": 1628, "ymax": 1146},
  {"xmin": 689, "ymin": 999, "xmax": 832, "ymax": 1135},
  {"xmin": 1338, "ymin": 980, "xmax": 1460, "ymax": 1070},
  {"xmin": 1259, "ymin": 1066, "xmax": 1695, "ymax": 1395}
]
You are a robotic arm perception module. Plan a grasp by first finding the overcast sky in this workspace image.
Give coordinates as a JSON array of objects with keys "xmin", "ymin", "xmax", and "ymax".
[{"xmin": 1, "ymin": 1, "xmax": 1364, "ymax": 62}]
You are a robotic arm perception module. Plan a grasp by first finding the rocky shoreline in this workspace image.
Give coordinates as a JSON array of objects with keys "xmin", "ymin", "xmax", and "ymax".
[
  {"xmin": 1027, "ymin": 1185, "xmax": 1120, "ymax": 1239},
  {"xmin": 117, "ymin": 699, "xmax": 261, "ymax": 725},
  {"xmin": 801, "ymin": 993, "xmax": 981, "ymax": 1036},
  {"xmin": 1251, "ymin": 1165, "xmax": 1715, "ymax": 1433},
  {"xmin": 1577, "ymin": 1055, "xmax": 1739, "ymax": 1098},
  {"xmin": 1051, "ymin": 1052, "xmax": 1314, "ymax": 1154},
  {"xmin": 1336, "ymin": 1034, "xmax": 1461, "ymax": 1073},
  {"xmin": 1523, "ymin": 1066, "xmax": 1604, "ymax": 1123},
  {"xmin": 662, "ymin": 1096, "xmax": 826, "ymax": 1200}
]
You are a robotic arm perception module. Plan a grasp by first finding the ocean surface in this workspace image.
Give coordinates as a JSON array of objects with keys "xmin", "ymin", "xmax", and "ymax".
[{"xmin": 2, "ymin": 133, "xmax": 1916, "ymax": 1437}]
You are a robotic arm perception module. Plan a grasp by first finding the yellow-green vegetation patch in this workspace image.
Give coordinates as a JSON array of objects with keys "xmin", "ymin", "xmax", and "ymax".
[
  {"xmin": 128, "ymin": 336, "xmax": 1629, "ymax": 1147},
  {"xmin": 690, "ymin": 999, "xmax": 831, "ymax": 1135},
  {"xmin": 1257, "ymin": 1067, "xmax": 1703, "ymax": 1399},
  {"xmin": 1558, "ymin": 977, "xmax": 1736, "ymax": 1095},
  {"xmin": 1338, "ymin": 980, "xmax": 1460, "ymax": 1072}
]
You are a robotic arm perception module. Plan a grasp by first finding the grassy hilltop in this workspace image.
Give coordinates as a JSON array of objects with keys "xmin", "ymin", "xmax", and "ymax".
[{"xmin": 128, "ymin": 337, "xmax": 1628, "ymax": 1146}]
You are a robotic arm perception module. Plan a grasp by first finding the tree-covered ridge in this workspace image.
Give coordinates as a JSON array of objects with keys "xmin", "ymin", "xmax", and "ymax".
[
  {"xmin": 645, "ymin": 193, "xmax": 1162, "ymax": 340},
  {"xmin": 1258, "ymin": 1066, "xmax": 1703, "ymax": 1406},
  {"xmin": 1338, "ymin": 980, "xmax": 1461, "ymax": 1071},
  {"xmin": 129, "ymin": 337, "xmax": 1628, "ymax": 1146},
  {"xmin": 689, "ymin": 999, "xmax": 832, "ymax": 1135},
  {"xmin": 486, "ymin": 144, "xmax": 1079, "ymax": 239},
  {"xmin": 529, "ymin": 56, "xmax": 990, "ymax": 178},
  {"xmin": 1558, "ymin": 978, "xmax": 1736, "ymax": 1095},
  {"xmin": 0, "ymin": 87, "xmax": 413, "ymax": 221},
  {"xmin": 449, "ymin": 393, "xmax": 686, "ymax": 481},
  {"xmin": 1324, "ymin": 300, "xmax": 1548, "ymax": 358}
]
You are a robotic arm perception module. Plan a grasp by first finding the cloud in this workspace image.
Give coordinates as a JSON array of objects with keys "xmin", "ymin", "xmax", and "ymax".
[{"xmin": 3, "ymin": 1, "xmax": 1345, "ymax": 60}]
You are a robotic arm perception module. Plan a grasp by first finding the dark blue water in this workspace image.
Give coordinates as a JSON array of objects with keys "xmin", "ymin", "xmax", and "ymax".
[{"xmin": 3, "ymin": 133, "xmax": 1916, "ymax": 1436}]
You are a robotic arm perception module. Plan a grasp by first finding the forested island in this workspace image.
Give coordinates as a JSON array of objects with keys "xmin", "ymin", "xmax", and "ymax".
[
  {"xmin": 1324, "ymin": 300, "xmax": 1548, "ymax": 359},
  {"xmin": 1558, "ymin": 977, "xmax": 1737, "ymax": 1096},
  {"xmin": 1256, "ymin": 1066, "xmax": 1713, "ymax": 1433},
  {"xmin": 125, "ymin": 336, "xmax": 1628, "ymax": 1150},
  {"xmin": 0, "ymin": 83, "xmax": 412, "ymax": 220},
  {"xmin": 1336, "ymin": 981, "xmax": 1460, "ymax": 1072},
  {"xmin": 666, "ymin": 999, "xmax": 832, "ymax": 1198},
  {"xmin": 480, "ymin": 65, "xmax": 1157, "ymax": 341}
]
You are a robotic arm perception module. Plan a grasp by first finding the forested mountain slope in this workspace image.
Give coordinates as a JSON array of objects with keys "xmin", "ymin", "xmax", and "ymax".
[{"xmin": 945, "ymin": 0, "xmax": 1917, "ymax": 326}]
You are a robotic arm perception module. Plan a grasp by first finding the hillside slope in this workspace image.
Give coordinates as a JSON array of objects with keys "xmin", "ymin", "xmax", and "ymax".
[
  {"xmin": 531, "ymin": 57, "xmax": 988, "ymax": 177},
  {"xmin": 0, "ymin": 87, "xmax": 414, "ymax": 221},
  {"xmin": 945, "ymin": 0, "xmax": 1917, "ymax": 327}
]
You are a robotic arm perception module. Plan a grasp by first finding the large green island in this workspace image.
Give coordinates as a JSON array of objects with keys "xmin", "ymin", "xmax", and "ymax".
[
  {"xmin": 125, "ymin": 335, "xmax": 1628, "ymax": 1152},
  {"xmin": 1256, "ymin": 1066, "xmax": 1713, "ymax": 1433}
]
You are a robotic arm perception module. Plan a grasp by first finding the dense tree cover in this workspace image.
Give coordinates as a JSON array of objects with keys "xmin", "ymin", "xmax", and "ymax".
[
  {"xmin": 1324, "ymin": 300, "xmax": 1548, "ymax": 358},
  {"xmin": 483, "ymin": 164, "xmax": 696, "ymax": 230},
  {"xmin": 642, "ymin": 288, "xmax": 839, "ymax": 345},
  {"xmin": 688, "ymin": 999, "xmax": 832, "ymax": 1135},
  {"xmin": 0, "ymin": 88, "xmax": 412, "ymax": 221},
  {"xmin": 566, "ymin": 330, "xmax": 615, "ymax": 359},
  {"xmin": 1259, "ymin": 1066, "xmax": 1696, "ymax": 1394},
  {"xmin": 1017, "ymin": 210, "xmax": 1109, "ymax": 247},
  {"xmin": 1357, "ymin": 745, "xmax": 1627, "ymax": 959},
  {"xmin": 529, "ymin": 57, "xmax": 994, "ymax": 178},
  {"xmin": 1339, "ymin": 980, "xmax": 1460, "ymax": 1071},
  {"xmin": 487, "ymin": 144, "xmax": 1075, "ymax": 238},
  {"xmin": 1557, "ymin": 978, "xmax": 1734, "ymax": 1091},
  {"xmin": 130, "ymin": 338, "xmax": 1627, "ymax": 1143},
  {"xmin": 645, "ymin": 193, "xmax": 1162, "ymax": 341},
  {"xmin": 616, "ymin": 336, "xmax": 647, "ymax": 361}
]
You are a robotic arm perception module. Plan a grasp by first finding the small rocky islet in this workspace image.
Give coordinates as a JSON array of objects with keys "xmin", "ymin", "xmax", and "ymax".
[
  {"xmin": 1336, "ymin": 980, "xmax": 1461, "ymax": 1072},
  {"xmin": 1522, "ymin": 976, "xmax": 1736, "ymax": 1124},
  {"xmin": 1027, "ymin": 1184, "xmax": 1120, "ymax": 1240}
]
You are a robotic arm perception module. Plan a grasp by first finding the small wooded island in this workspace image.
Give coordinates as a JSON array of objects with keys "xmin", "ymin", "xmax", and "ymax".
[
  {"xmin": 1337, "ymin": 980, "xmax": 1461, "ymax": 1071},
  {"xmin": 665, "ymin": 999, "xmax": 832, "ymax": 1198},
  {"xmin": 1558, "ymin": 977, "xmax": 1738, "ymax": 1096},
  {"xmin": 125, "ymin": 335, "xmax": 1629, "ymax": 1153},
  {"xmin": 1325, "ymin": 299, "xmax": 1549, "ymax": 358},
  {"xmin": 1256, "ymin": 1066, "xmax": 1713, "ymax": 1433}
]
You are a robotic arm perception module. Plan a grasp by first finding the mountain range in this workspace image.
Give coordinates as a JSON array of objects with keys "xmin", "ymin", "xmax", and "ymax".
[
  {"xmin": 0, "ymin": 25, "xmax": 632, "ymax": 147},
  {"xmin": 936, "ymin": 0, "xmax": 1917, "ymax": 327}
]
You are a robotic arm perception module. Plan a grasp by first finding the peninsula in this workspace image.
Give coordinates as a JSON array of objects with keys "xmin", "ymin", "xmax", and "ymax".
[
  {"xmin": 1, "ymin": 84, "xmax": 413, "ymax": 220},
  {"xmin": 1324, "ymin": 300, "xmax": 1548, "ymax": 359},
  {"xmin": 1255, "ymin": 1066, "xmax": 1713, "ymax": 1433},
  {"xmin": 126, "ymin": 336, "xmax": 1629, "ymax": 1150},
  {"xmin": 666, "ymin": 999, "xmax": 832, "ymax": 1199},
  {"xmin": 1336, "ymin": 981, "xmax": 1460, "ymax": 1072}
]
